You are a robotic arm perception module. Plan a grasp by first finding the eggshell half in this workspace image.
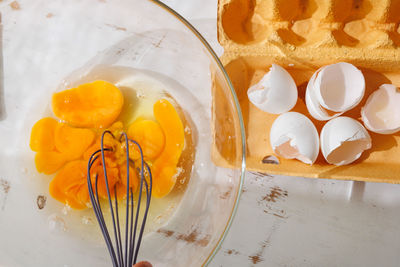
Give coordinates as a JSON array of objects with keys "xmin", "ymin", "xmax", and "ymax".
[
  {"xmin": 361, "ymin": 84, "xmax": 400, "ymax": 134},
  {"xmin": 270, "ymin": 112, "xmax": 319, "ymax": 164},
  {"xmin": 314, "ymin": 62, "xmax": 365, "ymax": 113},
  {"xmin": 306, "ymin": 62, "xmax": 365, "ymax": 121},
  {"xmin": 320, "ymin": 117, "xmax": 371, "ymax": 166},
  {"xmin": 248, "ymin": 64, "xmax": 297, "ymax": 114}
]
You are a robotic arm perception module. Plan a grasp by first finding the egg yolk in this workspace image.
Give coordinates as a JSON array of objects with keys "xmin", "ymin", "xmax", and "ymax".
[{"xmin": 30, "ymin": 80, "xmax": 186, "ymax": 209}]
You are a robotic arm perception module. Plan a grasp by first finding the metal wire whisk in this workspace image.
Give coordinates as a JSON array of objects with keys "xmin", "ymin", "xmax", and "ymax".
[{"xmin": 87, "ymin": 131, "xmax": 152, "ymax": 267}]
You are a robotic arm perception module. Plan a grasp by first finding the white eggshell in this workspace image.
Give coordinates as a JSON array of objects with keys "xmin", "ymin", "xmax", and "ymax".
[
  {"xmin": 305, "ymin": 70, "xmax": 343, "ymax": 121},
  {"xmin": 320, "ymin": 117, "xmax": 371, "ymax": 166},
  {"xmin": 361, "ymin": 84, "xmax": 400, "ymax": 134},
  {"xmin": 248, "ymin": 64, "xmax": 297, "ymax": 114},
  {"xmin": 314, "ymin": 62, "xmax": 365, "ymax": 112},
  {"xmin": 270, "ymin": 112, "xmax": 319, "ymax": 164}
]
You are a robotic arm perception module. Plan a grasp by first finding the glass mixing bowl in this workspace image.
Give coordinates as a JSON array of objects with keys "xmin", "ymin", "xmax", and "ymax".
[{"xmin": 0, "ymin": 0, "xmax": 245, "ymax": 266}]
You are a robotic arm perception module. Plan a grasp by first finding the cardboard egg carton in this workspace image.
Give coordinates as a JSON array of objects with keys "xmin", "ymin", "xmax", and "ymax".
[
  {"xmin": 218, "ymin": 0, "xmax": 400, "ymax": 71},
  {"xmin": 212, "ymin": 0, "xmax": 400, "ymax": 183}
]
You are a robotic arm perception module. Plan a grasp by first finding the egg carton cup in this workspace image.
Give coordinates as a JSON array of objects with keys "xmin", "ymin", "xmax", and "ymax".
[{"xmin": 212, "ymin": 0, "xmax": 400, "ymax": 183}]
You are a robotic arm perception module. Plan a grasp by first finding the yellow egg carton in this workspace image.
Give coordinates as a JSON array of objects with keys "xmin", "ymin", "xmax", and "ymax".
[
  {"xmin": 212, "ymin": 0, "xmax": 400, "ymax": 183},
  {"xmin": 218, "ymin": 0, "xmax": 400, "ymax": 71}
]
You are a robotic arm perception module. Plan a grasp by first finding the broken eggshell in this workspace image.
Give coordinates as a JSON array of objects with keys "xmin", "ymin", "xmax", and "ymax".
[
  {"xmin": 248, "ymin": 64, "xmax": 297, "ymax": 114},
  {"xmin": 315, "ymin": 62, "xmax": 365, "ymax": 112},
  {"xmin": 320, "ymin": 117, "xmax": 371, "ymax": 166},
  {"xmin": 361, "ymin": 84, "xmax": 400, "ymax": 134},
  {"xmin": 270, "ymin": 112, "xmax": 319, "ymax": 165},
  {"xmin": 305, "ymin": 69, "xmax": 342, "ymax": 121},
  {"xmin": 306, "ymin": 62, "xmax": 365, "ymax": 121}
]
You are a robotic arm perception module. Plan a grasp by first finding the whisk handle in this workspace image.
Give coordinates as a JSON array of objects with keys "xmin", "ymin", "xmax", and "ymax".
[{"xmin": 133, "ymin": 261, "xmax": 152, "ymax": 267}]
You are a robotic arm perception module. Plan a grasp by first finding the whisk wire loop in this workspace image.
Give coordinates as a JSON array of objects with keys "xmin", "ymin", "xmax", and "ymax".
[
  {"xmin": 87, "ymin": 131, "xmax": 152, "ymax": 267},
  {"xmin": 87, "ymin": 150, "xmax": 118, "ymax": 266}
]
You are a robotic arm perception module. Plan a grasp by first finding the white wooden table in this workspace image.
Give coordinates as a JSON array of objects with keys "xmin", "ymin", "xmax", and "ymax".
[
  {"xmin": 1, "ymin": 0, "xmax": 399, "ymax": 266},
  {"xmin": 162, "ymin": 1, "xmax": 400, "ymax": 266}
]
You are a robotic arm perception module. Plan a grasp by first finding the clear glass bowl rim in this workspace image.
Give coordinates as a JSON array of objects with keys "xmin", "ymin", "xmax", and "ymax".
[{"xmin": 149, "ymin": 0, "xmax": 246, "ymax": 265}]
